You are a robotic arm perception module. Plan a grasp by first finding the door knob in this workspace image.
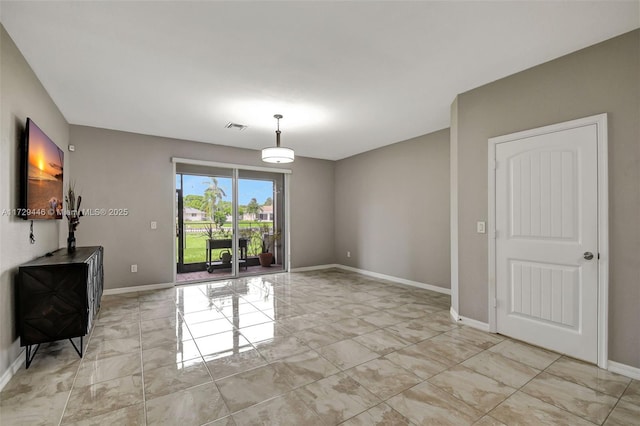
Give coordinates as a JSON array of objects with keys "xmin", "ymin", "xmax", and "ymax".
[{"xmin": 583, "ymin": 252, "xmax": 594, "ymax": 260}]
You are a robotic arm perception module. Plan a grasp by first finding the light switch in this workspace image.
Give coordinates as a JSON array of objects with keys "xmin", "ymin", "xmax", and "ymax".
[
  {"xmin": 477, "ymin": 221, "xmax": 486, "ymax": 234},
  {"xmin": 151, "ymin": 221, "xmax": 157, "ymax": 230}
]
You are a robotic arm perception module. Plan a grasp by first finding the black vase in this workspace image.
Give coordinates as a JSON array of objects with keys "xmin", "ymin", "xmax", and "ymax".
[{"xmin": 67, "ymin": 231, "xmax": 76, "ymax": 253}]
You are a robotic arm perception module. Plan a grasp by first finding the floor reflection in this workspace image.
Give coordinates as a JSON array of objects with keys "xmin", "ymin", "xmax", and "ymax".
[{"xmin": 172, "ymin": 277, "xmax": 278, "ymax": 368}]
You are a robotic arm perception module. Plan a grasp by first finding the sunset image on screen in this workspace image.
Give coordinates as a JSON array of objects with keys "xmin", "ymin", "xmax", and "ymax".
[{"xmin": 26, "ymin": 120, "xmax": 63, "ymax": 219}]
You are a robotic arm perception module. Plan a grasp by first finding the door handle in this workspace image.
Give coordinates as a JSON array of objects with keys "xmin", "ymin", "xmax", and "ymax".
[{"xmin": 583, "ymin": 252, "xmax": 594, "ymax": 260}]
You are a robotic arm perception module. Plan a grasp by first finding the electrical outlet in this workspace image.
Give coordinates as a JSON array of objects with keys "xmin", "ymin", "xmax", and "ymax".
[
  {"xmin": 131, "ymin": 264, "xmax": 138, "ymax": 273},
  {"xmin": 347, "ymin": 251, "xmax": 351, "ymax": 258},
  {"xmin": 151, "ymin": 221, "xmax": 157, "ymax": 230}
]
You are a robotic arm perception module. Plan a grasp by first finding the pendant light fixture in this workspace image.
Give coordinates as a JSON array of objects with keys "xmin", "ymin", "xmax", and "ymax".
[{"xmin": 262, "ymin": 114, "xmax": 294, "ymax": 163}]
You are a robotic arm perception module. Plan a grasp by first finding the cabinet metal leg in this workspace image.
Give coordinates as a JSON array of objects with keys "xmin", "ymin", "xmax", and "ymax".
[
  {"xmin": 25, "ymin": 337, "xmax": 83, "ymax": 369},
  {"xmin": 25, "ymin": 344, "xmax": 41, "ymax": 369},
  {"xmin": 69, "ymin": 336, "xmax": 84, "ymax": 358}
]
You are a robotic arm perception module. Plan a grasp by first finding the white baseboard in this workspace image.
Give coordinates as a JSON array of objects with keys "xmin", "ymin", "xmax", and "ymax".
[
  {"xmin": 290, "ymin": 264, "xmax": 340, "ymax": 272},
  {"xmin": 452, "ymin": 311, "xmax": 638, "ymax": 379},
  {"xmin": 608, "ymin": 360, "xmax": 640, "ymax": 380},
  {"xmin": 0, "ymin": 350, "xmax": 25, "ymax": 392},
  {"xmin": 450, "ymin": 306, "xmax": 490, "ymax": 332},
  {"xmin": 103, "ymin": 282, "xmax": 174, "ymax": 295},
  {"xmin": 450, "ymin": 306, "xmax": 460, "ymax": 322},
  {"xmin": 458, "ymin": 315, "xmax": 490, "ymax": 332},
  {"xmin": 334, "ymin": 265, "xmax": 451, "ymax": 295}
]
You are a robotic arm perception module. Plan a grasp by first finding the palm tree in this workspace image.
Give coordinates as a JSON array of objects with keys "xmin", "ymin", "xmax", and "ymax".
[
  {"xmin": 203, "ymin": 177, "xmax": 226, "ymax": 223},
  {"xmin": 246, "ymin": 197, "xmax": 262, "ymax": 221}
]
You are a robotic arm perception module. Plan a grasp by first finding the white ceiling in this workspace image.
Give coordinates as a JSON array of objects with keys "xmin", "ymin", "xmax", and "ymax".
[{"xmin": 1, "ymin": 1, "xmax": 638, "ymax": 160}]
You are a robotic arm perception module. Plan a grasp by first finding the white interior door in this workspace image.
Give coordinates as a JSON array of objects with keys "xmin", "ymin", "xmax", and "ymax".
[{"xmin": 495, "ymin": 123, "xmax": 599, "ymax": 363}]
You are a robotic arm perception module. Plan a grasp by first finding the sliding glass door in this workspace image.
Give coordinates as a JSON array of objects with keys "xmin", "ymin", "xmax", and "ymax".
[
  {"xmin": 176, "ymin": 168, "xmax": 234, "ymax": 281},
  {"xmin": 238, "ymin": 169, "xmax": 285, "ymax": 274},
  {"xmin": 175, "ymin": 163, "xmax": 287, "ymax": 283}
]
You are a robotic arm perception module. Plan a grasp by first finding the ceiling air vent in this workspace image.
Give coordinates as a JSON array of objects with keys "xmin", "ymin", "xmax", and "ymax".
[{"xmin": 225, "ymin": 122, "xmax": 248, "ymax": 130}]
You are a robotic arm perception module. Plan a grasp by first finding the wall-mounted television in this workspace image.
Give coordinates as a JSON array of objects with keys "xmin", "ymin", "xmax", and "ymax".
[{"xmin": 20, "ymin": 118, "xmax": 64, "ymax": 220}]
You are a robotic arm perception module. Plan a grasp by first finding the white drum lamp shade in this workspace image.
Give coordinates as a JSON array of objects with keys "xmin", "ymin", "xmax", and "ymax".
[
  {"xmin": 262, "ymin": 114, "xmax": 294, "ymax": 164},
  {"xmin": 262, "ymin": 146, "xmax": 294, "ymax": 163}
]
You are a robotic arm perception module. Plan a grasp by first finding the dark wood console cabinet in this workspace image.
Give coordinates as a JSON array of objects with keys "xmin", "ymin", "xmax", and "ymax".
[{"xmin": 17, "ymin": 246, "xmax": 103, "ymax": 367}]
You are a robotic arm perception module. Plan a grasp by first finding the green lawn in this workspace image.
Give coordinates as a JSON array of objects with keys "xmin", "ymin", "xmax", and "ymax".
[{"xmin": 180, "ymin": 234, "xmax": 211, "ymax": 264}]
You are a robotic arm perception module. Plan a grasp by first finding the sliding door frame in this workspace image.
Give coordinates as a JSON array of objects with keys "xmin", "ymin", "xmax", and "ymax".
[
  {"xmin": 176, "ymin": 188, "xmax": 185, "ymax": 272},
  {"xmin": 172, "ymin": 158, "xmax": 292, "ymax": 283}
]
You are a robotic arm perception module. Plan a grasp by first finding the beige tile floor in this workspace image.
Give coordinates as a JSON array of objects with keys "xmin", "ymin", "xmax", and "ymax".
[{"xmin": 1, "ymin": 269, "xmax": 638, "ymax": 425}]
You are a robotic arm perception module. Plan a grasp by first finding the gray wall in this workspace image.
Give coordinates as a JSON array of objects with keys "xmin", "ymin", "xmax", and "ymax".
[
  {"xmin": 69, "ymin": 125, "xmax": 335, "ymax": 289},
  {"xmin": 335, "ymin": 129, "xmax": 451, "ymax": 290},
  {"xmin": 453, "ymin": 30, "xmax": 639, "ymax": 368},
  {"xmin": 0, "ymin": 26, "xmax": 70, "ymax": 377}
]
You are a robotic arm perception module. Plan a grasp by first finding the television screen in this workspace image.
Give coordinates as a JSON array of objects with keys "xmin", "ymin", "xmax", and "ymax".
[{"xmin": 21, "ymin": 118, "xmax": 64, "ymax": 220}]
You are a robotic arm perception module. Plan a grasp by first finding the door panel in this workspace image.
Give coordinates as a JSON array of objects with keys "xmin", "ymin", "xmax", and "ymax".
[
  {"xmin": 237, "ymin": 169, "xmax": 286, "ymax": 274},
  {"xmin": 510, "ymin": 149, "xmax": 578, "ymax": 240},
  {"xmin": 496, "ymin": 124, "xmax": 598, "ymax": 363},
  {"xmin": 176, "ymin": 171, "xmax": 234, "ymax": 278},
  {"xmin": 509, "ymin": 260, "xmax": 579, "ymax": 328}
]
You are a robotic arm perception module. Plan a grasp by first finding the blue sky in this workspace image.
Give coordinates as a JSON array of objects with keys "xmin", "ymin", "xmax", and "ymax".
[{"xmin": 178, "ymin": 175, "xmax": 273, "ymax": 205}]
